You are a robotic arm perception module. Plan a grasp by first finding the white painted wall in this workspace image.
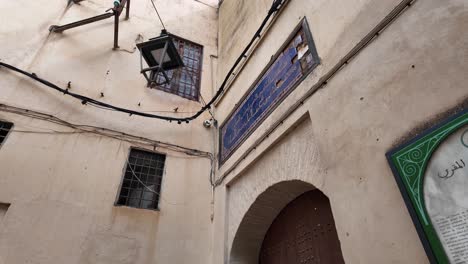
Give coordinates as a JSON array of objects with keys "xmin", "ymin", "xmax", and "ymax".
[
  {"xmin": 213, "ymin": 0, "xmax": 468, "ymax": 263},
  {"xmin": 0, "ymin": 0, "xmax": 218, "ymax": 263},
  {"xmin": 1, "ymin": 0, "xmax": 467, "ymax": 263}
]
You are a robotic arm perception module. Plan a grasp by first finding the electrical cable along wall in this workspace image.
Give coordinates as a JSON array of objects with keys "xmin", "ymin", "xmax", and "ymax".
[
  {"xmin": 0, "ymin": 1, "xmax": 292, "ymax": 263},
  {"xmin": 0, "ymin": 0, "xmax": 287, "ymax": 124},
  {"xmin": 216, "ymin": 0, "xmax": 418, "ymax": 181},
  {"xmin": 0, "ymin": 0, "xmax": 276, "ymax": 188},
  {"xmin": 0, "ymin": 103, "xmax": 216, "ymax": 187}
]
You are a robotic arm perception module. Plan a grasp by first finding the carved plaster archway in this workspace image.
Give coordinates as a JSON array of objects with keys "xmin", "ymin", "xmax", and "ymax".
[{"xmin": 229, "ymin": 180, "xmax": 316, "ymax": 264}]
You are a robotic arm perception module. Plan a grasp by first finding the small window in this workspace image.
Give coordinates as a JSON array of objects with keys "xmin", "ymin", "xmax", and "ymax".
[
  {"xmin": 155, "ymin": 35, "xmax": 203, "ymax": 101},
  {"xmin": 116, "ymin": 149, "xmax": 166, "ymax": 210},
  {"xmin": 0, "ymin": 121, "xmax": 13, "ymax": 146}
]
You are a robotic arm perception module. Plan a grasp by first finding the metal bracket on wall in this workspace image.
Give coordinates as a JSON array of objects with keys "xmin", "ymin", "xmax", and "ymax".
[{"xmin": 49, "ymin": 0, "xmax": 131, "ymax": 49}]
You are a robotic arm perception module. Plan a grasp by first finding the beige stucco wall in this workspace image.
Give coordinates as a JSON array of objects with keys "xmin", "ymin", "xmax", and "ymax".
[
  {"xmin": 1, "ymin": 0, "xmax": 467, "ymax": 263},
  {"xmin": 0, "ymin": 0, "xmax": 218, "ymax": 263},
  {"xmin": 214, "ymin": 0, "xmax": 468, "ymax": 263}
]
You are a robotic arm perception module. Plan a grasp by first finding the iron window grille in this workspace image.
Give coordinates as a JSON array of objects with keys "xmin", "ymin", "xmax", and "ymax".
[
  {"xmin": 116, "ymin": 148, "xmax": 166, "ymax": 210},
  {"xmin": 155, "ymin": 35, "xmax": 203, "ymax": 101},
  {"xmin": 0, "ymin": 121, "xmax": 13, "ymax": 146}
]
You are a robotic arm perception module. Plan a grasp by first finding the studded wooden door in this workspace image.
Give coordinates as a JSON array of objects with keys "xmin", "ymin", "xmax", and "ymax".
[{"xmin": 259, "ymin": 190, "xmax": 345, "ymax": 264}]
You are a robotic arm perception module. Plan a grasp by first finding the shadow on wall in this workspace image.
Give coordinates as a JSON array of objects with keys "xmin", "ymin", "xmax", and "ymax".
[{"xmin": 229, "ymin": 180, "xmax": 315, "ymax": 264}]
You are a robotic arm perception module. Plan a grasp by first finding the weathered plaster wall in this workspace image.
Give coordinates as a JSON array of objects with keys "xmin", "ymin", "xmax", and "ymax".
[
  {"xmin": 1, "ymin": 0, "xmax": 467, "ymax": 263},
  {"xmin": 214, "ymin": 0, "xmax": 468, "ymax": 263},
  {"xmin": 227, "ymin": 119, "xmax": 322, "ymax": 264},
  {"xmin": 0, "ymin": 0, "xmax": 218, "ymax": 263}
]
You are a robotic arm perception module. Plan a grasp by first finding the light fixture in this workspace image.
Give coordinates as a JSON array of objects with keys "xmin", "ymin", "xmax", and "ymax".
[
  {"xmin": 137, "ymin": 30, "xmax": 184, "ymax": 88},
  {"xmin": 49, "ymin": 1, "xmax": 183, "ymax": 88},
  {"xmin": 49, "ymin": 0, "xmax": 130, "ymax": 49}
]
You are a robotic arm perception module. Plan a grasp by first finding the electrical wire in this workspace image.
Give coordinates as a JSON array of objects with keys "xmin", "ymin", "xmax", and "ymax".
[
  {"xmin": 213, "ymin": 0, "xmax": 418, "ymax": 186},
  {"xmin": 193, "ymin": 0, "xmax": 218, "ymax": 9},
  {"xmin": 11, "ymin": 130, "xmax": 85, "ymax": 135},
  {"xmin": 127, "ymin": 160, "xmax": 161, "ymax": 196},
  {"xmin": 0, "ymin": 0, "xmax": 286, "ymax": 124},
  {"xmin": 126, "ymin": 155, "xmax": 183, "ymax": 206},
  {"xmin": 180, "ymin": 66, "xmax": 215, "ymax": 119},
  {"xmin": 140, "ymin": 110, "xmax": 198, "ymax": 114},
  {"xmin": 0, "ymin": 61, "xmax": 185, "ymax": 123},
  {"xmin": 115, "ymin": 47, "xmax": 137, "ymax": 54},
  {"xmin": 150, "ymin": 0, "xmax": 166, "ymax": 30},
  {"xmin": 0, "ymin": 103, "xmax": 217, "ymax": 187},
  {"xmin": 0, "ymin": 103, "xmax": 213, "ymax": 159}
]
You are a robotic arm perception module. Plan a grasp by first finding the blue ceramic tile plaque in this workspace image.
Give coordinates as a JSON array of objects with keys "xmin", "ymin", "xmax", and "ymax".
[{"xmin": 219, "ymin": 18, "xmax": 319, "ymax": 165}]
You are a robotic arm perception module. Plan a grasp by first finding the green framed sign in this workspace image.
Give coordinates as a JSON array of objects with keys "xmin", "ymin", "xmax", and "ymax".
[{"xmin": 386, "ymin": 109, "xmax": 468, "ymax": 264}]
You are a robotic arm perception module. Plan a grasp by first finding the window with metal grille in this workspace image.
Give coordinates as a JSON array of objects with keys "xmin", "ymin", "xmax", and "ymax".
[
  {"xmin": 155, "ymin": 35, "xmax": 203, "ymax": 101},
  {"xmin": 116, "ymin": 149, "xmax": 166, "ymax": 210},
  {"xmin": 0, "ymin": 121, "xmax": 13, "ymax": 146}
]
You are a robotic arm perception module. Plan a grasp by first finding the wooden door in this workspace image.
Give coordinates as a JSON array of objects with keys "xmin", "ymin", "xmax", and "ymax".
[{"xmin": 259, "ymin": 190, "xmax": 345, "ymax": 264}]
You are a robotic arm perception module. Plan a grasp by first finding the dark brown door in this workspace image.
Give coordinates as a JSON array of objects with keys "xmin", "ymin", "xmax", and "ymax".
[{"xmin": 259, "ymin": 190, "xmax": 345, "ymax": 264}]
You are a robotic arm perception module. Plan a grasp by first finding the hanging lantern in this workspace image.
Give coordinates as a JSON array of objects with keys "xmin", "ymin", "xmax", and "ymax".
[{"xmin": 137, "ymin": 30, "xmax": 184, "ymax": 87}]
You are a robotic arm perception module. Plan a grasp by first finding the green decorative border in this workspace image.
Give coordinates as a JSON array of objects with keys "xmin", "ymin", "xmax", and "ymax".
[{"xmin": 387, "ymin": 109, "xmax": 468, "ymax": 264}]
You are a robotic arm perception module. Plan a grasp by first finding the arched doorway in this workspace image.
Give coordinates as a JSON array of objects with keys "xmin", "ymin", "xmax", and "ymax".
[{"xmin": 259, "ymin": 190, "xmax": 344, "ymax": 264}]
